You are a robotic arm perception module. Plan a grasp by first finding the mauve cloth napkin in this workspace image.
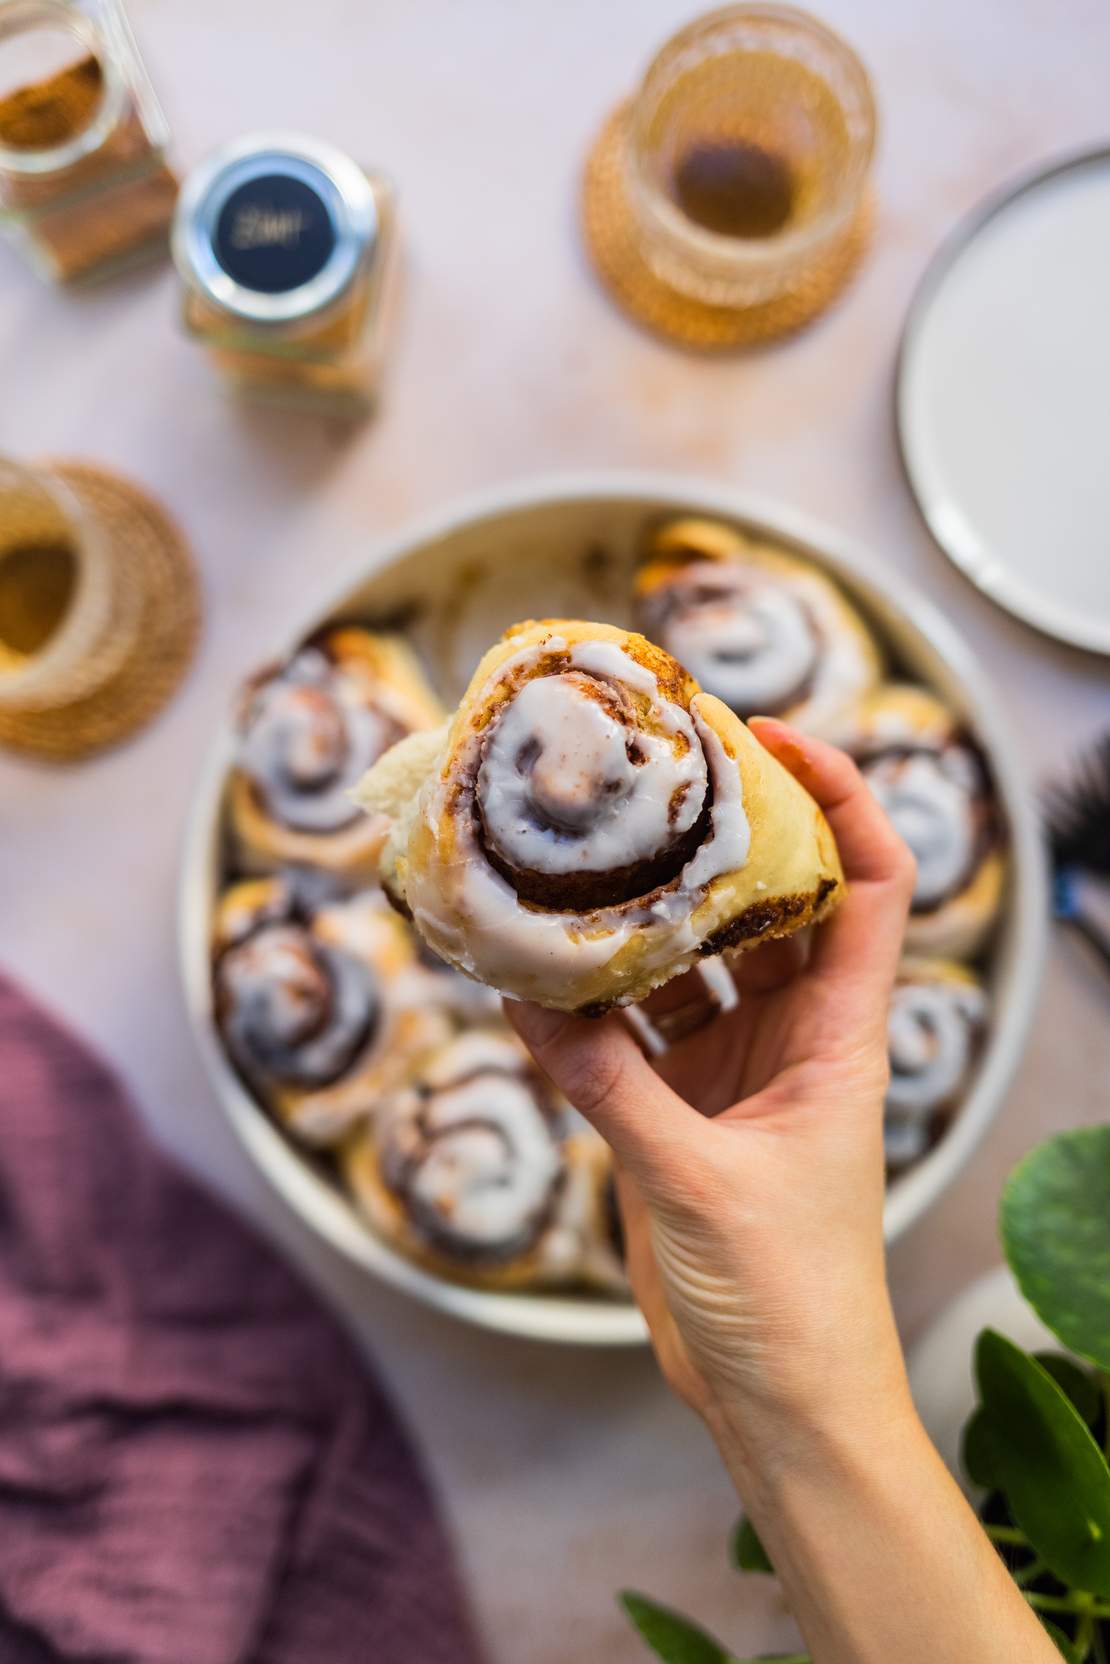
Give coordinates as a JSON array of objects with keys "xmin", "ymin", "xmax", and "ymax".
[{"xmin": 0, "ymin": 973, "xmax": 485, "ymax": 1664}]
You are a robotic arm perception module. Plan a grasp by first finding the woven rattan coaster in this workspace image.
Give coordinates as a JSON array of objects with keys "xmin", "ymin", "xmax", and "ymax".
[
  {"xmin": 0, "ymin": 463, "xmax": 201, "ymax": 760},
  {"xmin": 582, "ymin": 104, "xmax": 872, "ymax": 350}
]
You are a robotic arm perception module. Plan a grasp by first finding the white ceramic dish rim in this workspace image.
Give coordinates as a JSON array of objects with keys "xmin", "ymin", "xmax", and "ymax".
[
  {"xmin": 179, "ymin": 470, "xmax": 1049, "ymax": 1348},
  {"xmin": 896, "ymin": 145, "xmax": 1110, "ymax": 658}
]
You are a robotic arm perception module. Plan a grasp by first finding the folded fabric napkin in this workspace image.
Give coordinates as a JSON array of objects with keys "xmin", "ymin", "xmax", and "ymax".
[{"xmin": 0, "ymin": 973, "xmax": 484, "ymax": 1664}]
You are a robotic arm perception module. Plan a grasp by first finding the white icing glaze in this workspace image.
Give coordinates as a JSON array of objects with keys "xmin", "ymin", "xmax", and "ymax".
[
  {"xmin": 477, "ymin": 673, "xmax": 706, "ymax": 876},
  {"xmin": 380, "ymin": 1037, "xmax": 563, "ymax": 1256},
  {"xmin": 239, "ymin": 649, "xmax": 397, "ymax": 833},
  {"xmin": 885, "ymin": 975, "xmax": 987, "ymax": 1123},
  {"xmin": 404, "ymin": 638, "xmax": 751, "ymax": 1003},
  {"xmin": 645, "ymin": 559, "xmax": 873, "ymax": 726},
  {"xmin": 864, "ymin": 749, "xmax": 980, "ymax": 910}
]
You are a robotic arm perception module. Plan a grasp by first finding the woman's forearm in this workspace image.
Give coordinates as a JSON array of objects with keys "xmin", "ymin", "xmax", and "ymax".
[{"xmin": 706, "ymin": 1343, "xmax": 1058, "ymax": 1664}]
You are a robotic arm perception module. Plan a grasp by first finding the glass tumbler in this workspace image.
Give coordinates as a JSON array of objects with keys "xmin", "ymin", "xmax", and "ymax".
[{"xmin": 624, "ymin": 4, "xmax": 876, "ymax": 307}]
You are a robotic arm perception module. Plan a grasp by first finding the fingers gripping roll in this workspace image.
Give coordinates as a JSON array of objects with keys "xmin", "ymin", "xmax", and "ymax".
[{"xmin": 357, "ymin": 619, "xmax": 843, "ymax": 1012}]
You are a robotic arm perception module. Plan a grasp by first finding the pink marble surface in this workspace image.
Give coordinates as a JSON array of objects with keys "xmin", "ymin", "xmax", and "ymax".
[{"xmin": 2, "ymin": 2, "xmax": 1109, "ymax": 1658}]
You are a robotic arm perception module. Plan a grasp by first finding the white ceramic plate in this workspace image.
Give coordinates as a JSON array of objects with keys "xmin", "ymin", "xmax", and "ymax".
[
  {"xmin": 179, "ymin": 473, "xmax": 1049, "ymax": 1346},
  {"xmin": 898, "ymin": 148, "xmax": 1110, "ymax": 656}
]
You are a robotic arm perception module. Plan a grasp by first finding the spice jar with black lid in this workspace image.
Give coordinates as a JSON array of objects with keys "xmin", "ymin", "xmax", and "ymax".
[
  {"xmin": 0, "ymin": 0, "xmax": 176, "ymax": 282},
  {"xmin": 172, "ymin": 133, "xmax": 396, "ymax": 417}
]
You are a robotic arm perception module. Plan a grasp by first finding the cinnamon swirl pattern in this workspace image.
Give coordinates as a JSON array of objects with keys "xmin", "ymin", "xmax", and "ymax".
[
  {"xmin": 343, "ymin": 1030, "xmax": 620, "ymax": 1289},
  {"xmin": 635, "ymin": 517, "xmax": 882, "ymax": 733},
  {"xmin": 831, "ymin": 684, "xmax": 1004, "ymax": 958},
  {"xmin": 212, "ymin": 876, "xmax": 450, "ymax": 1146},
  {"xmin": 357, "ymin": 619, "xmax": 842, "ymax": 1013},
  {"xmin": 229, "ymin": 627, "xmax": 443, "ymax": 877},
  {"xmin": 884, "ymin": 960, "xmax": 988, "ymax": 1172}
]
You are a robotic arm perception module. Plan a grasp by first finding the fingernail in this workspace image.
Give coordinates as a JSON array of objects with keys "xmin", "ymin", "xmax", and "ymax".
[{"xmin": 751, "ymin": 717, "xmax": 808, "ymax": 762}]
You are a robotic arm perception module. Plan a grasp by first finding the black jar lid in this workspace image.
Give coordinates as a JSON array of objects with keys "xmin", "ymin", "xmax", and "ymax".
[{"xmin": 172, "ymin": 131, "xmax": 378, "ymax": 324}]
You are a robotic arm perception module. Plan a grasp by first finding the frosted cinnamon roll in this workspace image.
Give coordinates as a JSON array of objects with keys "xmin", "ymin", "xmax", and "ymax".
[
  {"xmin": 342, "ymin": 1029, "xmax": 598, "ymax": 1289},
  {"xmin": 229, "ymin": 627, "xmax": 443, "ymax": 877},
  {"xmin": 884, "ymin": 959, "xmax": 988, "ymax": 1173},
  {"xmin": 212, "ymin": 877, "xmax": 451, "ymax": 1145},
  {"xmin": 635, "ymin": 517, "xmax": 881, "ymax": 733},
  {"xmin": 831, "ymin": 684, "xmax": 1004, "ymax": 959},
  {"xmin": 356, "ymin": 619, "xmax": 843, "ymax": 1013}
]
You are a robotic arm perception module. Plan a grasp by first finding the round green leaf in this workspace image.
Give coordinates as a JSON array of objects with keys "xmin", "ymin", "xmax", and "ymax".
[
  {"xmin": 961, "ymin": 1405, "xmax": 1002, "ymax": 1491},
  {"xmin": 976, "ymin": 1330, "xmax": 1110, "ymax": 1595},
  {"xmin": 1002, "ymin": 1127, "xmax": 1110, "ymax": 1370},
  {"xmin": 620, "ymin": 1593, "xmax": 737, "ymax": 1663},
  {"xmin": 731, "ymin": 1514, "xmax": 774, "ymax": 1574}
]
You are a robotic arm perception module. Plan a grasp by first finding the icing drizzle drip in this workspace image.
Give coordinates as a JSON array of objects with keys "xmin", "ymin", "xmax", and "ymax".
[
  {"xmin": 379, "ymin": 1032, "xmax": 564, "ymax": 1263},
  {"xmin": 238, "ymin": 648, "xmax": 401, "ymax": 834}
]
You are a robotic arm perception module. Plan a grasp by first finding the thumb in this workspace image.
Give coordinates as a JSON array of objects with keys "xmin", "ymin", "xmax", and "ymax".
[{"xmin": 505, "ymin": 1001, "xmax": 701, "ymax": 1190}]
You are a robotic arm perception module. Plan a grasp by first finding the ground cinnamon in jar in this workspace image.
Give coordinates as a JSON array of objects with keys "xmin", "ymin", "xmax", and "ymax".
[
  {"xmin": 173, "ymin": 134, "xmax": 397, "ymax": 415},
  {"xmin": 0, "ymin": 51, "xmax": 102, "ymax": 150},
  {"xmin": 0, "ymin": 2, "xmax": 177, "ymax": 283}
]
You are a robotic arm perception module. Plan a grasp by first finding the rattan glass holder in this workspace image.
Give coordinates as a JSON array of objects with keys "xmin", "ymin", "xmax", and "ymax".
[{"xmin": 0, "ymin": 462, "xmax": 200, "ymax": 759}]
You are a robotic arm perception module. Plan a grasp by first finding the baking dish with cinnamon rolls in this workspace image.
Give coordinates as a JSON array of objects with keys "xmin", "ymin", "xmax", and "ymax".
[{"xmin": 183, "ymin": 481, "xmax": 1043, "ymax": 1339}]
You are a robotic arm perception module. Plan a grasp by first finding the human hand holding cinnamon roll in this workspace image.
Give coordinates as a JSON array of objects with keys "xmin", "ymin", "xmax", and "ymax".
[
  {"xmin": 505, "ymin": 721, "xmax": 1054, "ymax": 1664},
  {"xmin": 507, "ymin": 720, "xmax": 914, "ymax": 1437}
]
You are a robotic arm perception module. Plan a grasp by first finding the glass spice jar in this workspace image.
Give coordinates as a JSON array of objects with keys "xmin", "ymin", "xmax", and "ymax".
[
  {"xmin": 0, "ymin": 0, "xmax": 176, "ymax": 282},
  {"xmin": 171, "ymin": 133, "xmax": 397, "ymax": 417}
]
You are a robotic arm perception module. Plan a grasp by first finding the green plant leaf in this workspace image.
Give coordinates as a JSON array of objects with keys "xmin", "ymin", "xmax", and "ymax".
[
  {"xmin": 976, "ymin": 1330, "xmax": 1110, "ymax": 1595},
  {"xmin": 1036, "ymin": 1353, "xmax": 1104, "ymax": 1427},
  {"xmin": 1041, "ymin": 1618, "xmax": 1082, "ymax": 1663},
  {"xmin": 731, "ymin": 1514, "xmax": 774, "ymax": 1574},
  {"xmin": 619, "ymin": 1594, "xmax": 810, "ymax": 1664},
  {"xmin": 962, "ymin": 1405, "xmax": 1002, "ymax": 1490},
  {"xmin": 620, "ymin": 1593, "xmax": 737, "ymax": 1663},
  {"xmin": 1002, "ymin": 1127, "xmax": 1110, "ymax": 1370}
]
